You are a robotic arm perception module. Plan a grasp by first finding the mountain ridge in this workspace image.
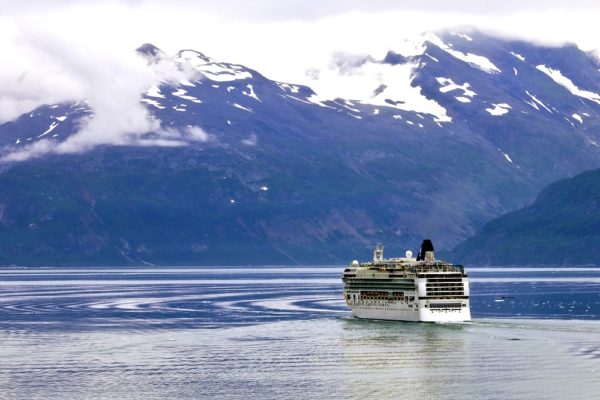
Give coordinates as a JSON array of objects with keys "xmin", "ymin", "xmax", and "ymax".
[
  {"xmin": 451, "ymin": 167, "xmax": 600, "ymax": 266},
  {"xmin": 0, "ymin": 29, "xmax": 599, "ymax": 265}
]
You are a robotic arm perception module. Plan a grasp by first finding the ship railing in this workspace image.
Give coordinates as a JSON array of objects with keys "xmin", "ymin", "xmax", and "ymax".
[{"xmin": 359, "ymin": 261, "xmax": 465, "ymax": 274}]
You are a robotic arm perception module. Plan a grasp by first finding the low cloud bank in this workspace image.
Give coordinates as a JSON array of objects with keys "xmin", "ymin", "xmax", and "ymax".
[{"xmin": 0, "ymin": 16, "xmax": 206, "ymax": 162}]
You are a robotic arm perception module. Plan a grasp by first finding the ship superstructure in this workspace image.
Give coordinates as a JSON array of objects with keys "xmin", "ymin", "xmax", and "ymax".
[{"xmin": 342, "ymin": 240, "xmax": 471, "ymax": 322}]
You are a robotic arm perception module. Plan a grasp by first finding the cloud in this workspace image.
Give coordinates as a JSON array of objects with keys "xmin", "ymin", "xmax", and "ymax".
[
  {"xmin": 184, "ymin": 126, "xmax": 211, "ymax": 142},
  {"xmin": 0, "ymin": 17, "xmax": 84, "ymax": 123},
  {"xmin": 5, "ymin": 0, "xmax": 599, "ymax": 22},
  {"xmin": 4, "ymin": 2, "xmax": 600, "ymax": 83},
  {"xmin": 0, "ymin": 9, "xmax": 202, "ymax": 161},
  {"xmin": 241, "ymin": 133, "xmax": 257, "ymax": 146}
]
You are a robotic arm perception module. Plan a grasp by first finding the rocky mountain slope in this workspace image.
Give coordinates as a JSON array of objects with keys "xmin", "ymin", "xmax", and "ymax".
[
  {"xmin": 0, "ymin": 29, "xmax": 599, "ymax": 265},
  {"xmin": 451, "ymin": 168, "xmax": 600, "ymax": 265}
]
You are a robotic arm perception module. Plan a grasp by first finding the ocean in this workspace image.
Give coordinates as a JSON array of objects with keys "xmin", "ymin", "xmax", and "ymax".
[{"xmin": 0, "ymin": 266, "xmax": 599, "ymax": 399}]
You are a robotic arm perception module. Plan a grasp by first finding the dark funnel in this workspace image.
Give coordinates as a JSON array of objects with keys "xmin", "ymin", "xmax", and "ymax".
[{"xmin": 416, "ymin": 239, "xmax": 434, "ymax": 261}]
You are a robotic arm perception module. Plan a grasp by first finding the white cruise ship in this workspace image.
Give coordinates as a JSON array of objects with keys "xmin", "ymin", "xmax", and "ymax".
[{"xmin": 342, "ymin": 240, "xmax": 471, "ymax": 322}]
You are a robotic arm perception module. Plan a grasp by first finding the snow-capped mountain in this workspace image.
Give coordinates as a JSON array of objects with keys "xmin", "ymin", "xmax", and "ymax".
[{"xmin": 1, "ymin": 29, "xmax": 599, "ymax": 265}]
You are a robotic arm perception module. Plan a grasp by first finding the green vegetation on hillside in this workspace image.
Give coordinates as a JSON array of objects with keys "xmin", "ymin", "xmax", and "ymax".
[{"xmin": 452, "ymin": 168, "xmax": 600, "ymax": 265}]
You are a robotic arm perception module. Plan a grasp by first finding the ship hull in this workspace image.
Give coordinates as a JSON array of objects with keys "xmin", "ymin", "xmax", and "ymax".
[{"xmin": 349, "ymin": 302, "xmax": 471, "ymax": 323}]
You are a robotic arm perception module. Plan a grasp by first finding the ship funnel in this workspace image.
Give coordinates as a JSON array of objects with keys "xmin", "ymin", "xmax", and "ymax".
[{"xmin": 417, "ymin": 239, "xmax": 435, "ymax": 263}]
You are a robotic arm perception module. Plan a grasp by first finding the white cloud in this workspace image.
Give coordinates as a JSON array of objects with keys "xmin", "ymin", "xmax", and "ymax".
[
  {"xmin": 0, "ymin": 17, "xmax": 84, "ymax": 122},
  {"xmin": 4, "ymin": 2, "xmax": 600, "ymax": 87},
  {"xmin": 185, "ymin": 126, "xmax": 211, "ymax": 142},
  {"xmin": 0, "ymin": 9, "xmax": 200, "ymax": 161},
  {"xmin": 241, "ymin": 133, "xmax": 257, "ymax": 146}
]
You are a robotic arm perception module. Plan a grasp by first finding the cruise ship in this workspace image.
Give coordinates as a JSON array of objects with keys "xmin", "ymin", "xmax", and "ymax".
[{"xmin": 342, "ymin": 240, "xmax": 471, "ymax": 322}]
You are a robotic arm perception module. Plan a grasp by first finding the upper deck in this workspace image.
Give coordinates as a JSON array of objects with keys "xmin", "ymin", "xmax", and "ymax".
[
  {"xmin": 343, "ymin": 242, "xmax": 467, "ymax": 279},
  {"xmin": 354, "ymin": 260, "xmax": 466, "ymax": 274}
]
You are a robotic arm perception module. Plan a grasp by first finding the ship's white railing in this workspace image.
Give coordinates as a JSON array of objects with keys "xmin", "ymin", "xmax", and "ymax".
[{"xmin": 358, "ymin": 261, "xmax": 465, "ymax": 274}]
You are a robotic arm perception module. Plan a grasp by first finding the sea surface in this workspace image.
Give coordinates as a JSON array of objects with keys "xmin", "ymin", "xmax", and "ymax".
[{"xmin": 1, "ymin": 266, "xmax": 599, "ymax": 399}]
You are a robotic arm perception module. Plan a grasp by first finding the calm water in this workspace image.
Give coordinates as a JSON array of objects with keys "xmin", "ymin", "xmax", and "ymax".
[{"xmin": 1, "ymin": 266, "xmax": 600, "ymax": 399}]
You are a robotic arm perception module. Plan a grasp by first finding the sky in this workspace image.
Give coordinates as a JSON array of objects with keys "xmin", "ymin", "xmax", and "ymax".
[{"xmin": 2, "ymin": 0, "xmax": 600, "ymax": 159}]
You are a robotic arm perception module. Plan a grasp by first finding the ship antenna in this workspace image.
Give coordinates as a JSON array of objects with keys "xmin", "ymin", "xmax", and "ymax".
[{"xmin": 373, "ymin": 243, "xmax": 384, "ymax": 262}]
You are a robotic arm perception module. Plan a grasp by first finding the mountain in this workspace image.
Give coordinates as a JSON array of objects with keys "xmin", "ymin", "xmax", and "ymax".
[
  {"xmin": 0, "ymin": 29, "xmax": 600, "ymax": 266},
  {"xmin": 451, "ymin": 168, "xmax": 600, "ymax": 265}
]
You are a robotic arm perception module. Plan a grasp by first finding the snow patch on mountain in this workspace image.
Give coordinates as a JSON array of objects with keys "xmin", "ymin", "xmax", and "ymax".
[
  {"xmin": 197, "ymin": 63, "xmax": 252, "ymax": 82},
  {"xmin": 243, "ymin": 84, "xmax": 261, "ymax": 101},
  {"xmin": 231, "ymin": 103, "xmax": 254, "ymax": 113},
  {"xmin": 175, "ymin": 51, "xmax": 252, "ymax": 82},
  {"xmin": 536, "ymin": 65, "xmax": 600, "ymax": 104},
  {"xmin": 304, "ymin": 95, "xmax": 333, "ymax": 108},
  {"xmin": 390, "ymin": 38, "xmax": 427, "ymax": 57},
  {"xmin": 179, "ymin": 79, "xmax": 196, "ymax": 87},
  {"xmin": 146, "ymin": 85, "xmax": 165, "ymax": 98},
  {"xmin": 172, "ymin": 88, "xmax": 202, "ymax": 103},
  {"xmin": 510, "ymin": 52, "xmax": 526, "ymax": 62},
  {"xmin": 426, "ymin": 33, "xmax": 501, "ymax": 74},
  {"xmin": 525, "ymin": 100, "xmax": 539, "ymax": 111},
  {"xmin": 38, "ymin": 122, "xmax": 59, "ymax": 138},
  {"xmin": 174, "ymin": 50, "xmax": 212, "ymax": 65},
  {"xmin": 450, "ymin": 32, "xmax": 473, "ymax": 41},
  {"xmin": 276, "ymin": 83, "xmax": 300, "ymax": 93},
  {"xmin": 306, "ymin": 60, "xmax": 451, "ymax": 122},
  {"xmin": 486, "ymin": 103, "xmax": 511, "ymax": 116},
  {"xmin": 497, "ymin": 148, "xmax": 513, "ymax": 163},
  {"xmin": 425, "ymin": 54, "xmax": 439, "ymax": 62},
  {"xmin": 141, "ymin": 98, "xmax": 165, "ymax": 109},
  {"xmin": 282, "ymin": 93, "xmax": 315, "ymax": 106},
  {"xmin": 563, "ymin": 116, "xmax": 575, "ymax": 127},
  {"xmin": 525, "ymin": 90, "xmax": 552, "ymax": 113},
  {"xmin": 436, "ymin": 77, "xmax": 477, "ymax": 98},
  {"xmin": 572, "ymin": 113, "xmax": 583, "ymax": 123}
]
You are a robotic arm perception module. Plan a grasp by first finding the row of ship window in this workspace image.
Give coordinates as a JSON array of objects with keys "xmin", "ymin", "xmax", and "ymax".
[
  {"xmin": 347, "ymin": 293, "xmax": 415, "ymax": 301},
  {"xmin": 426, "ymin": 290, "xmax": 464, "ymax": 295},
  {"xmin": 426, "ymin": 282, "xmax": 464, "ymax": 287}
]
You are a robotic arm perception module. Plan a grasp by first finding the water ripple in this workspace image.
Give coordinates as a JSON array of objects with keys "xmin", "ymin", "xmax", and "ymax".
[{"xmin": 0, "ymin": 266, "xmax": 600, "ymax": 399}]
